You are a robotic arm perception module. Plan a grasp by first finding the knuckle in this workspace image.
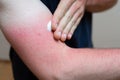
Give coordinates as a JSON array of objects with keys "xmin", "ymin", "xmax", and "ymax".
[
  {"xmin": 71, "ymin": 20, "xmax": 75, "ymax": 25},
  {"xmin": 58, "ymin": 25, "xmax": 62, "ymax": 30},
  {"xmin": 66, "ymin": 15, "xmax": 71, "ymax": 21},
  {"xmin": 63, "ymin": 28, "xmax": 69, "ymax": 34},
  {"xmin": 62, "ymin": 29, "xmax": 66, "ymax": 32}
]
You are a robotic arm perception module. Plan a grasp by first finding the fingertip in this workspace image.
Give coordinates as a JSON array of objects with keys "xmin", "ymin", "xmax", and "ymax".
[
  {"xmin": 52, "ymin": 24, "xmax": 57, "ymax": 31},
  {"xmin": 67, "ymin": 33, "xmax": 72, "ymax": 40},
  {"xmin": 54, "ymin": 31, "xmax": 61, "ymax": 40},
  {"xmin": 61, "ymin": 34, "xmax": 67, "ymax": 42}
]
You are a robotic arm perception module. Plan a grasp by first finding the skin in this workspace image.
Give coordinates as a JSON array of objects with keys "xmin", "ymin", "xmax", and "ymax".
[
  {"xmin": 52, "ymin": 0, "xmax": 118, "ymax": 41},
  {"xmin": 86, "ymin": 0, "xmax": 118, "ymax": 12},
  {"xmin": 0, "ymin": 0, "xmax": 120, "ymax": 80},
  {"xmin": 52, "ymin": 0, "xmax": 87, "ymax": 41}
]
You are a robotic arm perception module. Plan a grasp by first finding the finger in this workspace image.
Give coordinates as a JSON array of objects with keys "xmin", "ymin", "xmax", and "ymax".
[
  {"xmin": 53, "ymin": 31, "xmax": 62, "ymax": 40},
  {"xmin": 52, "ymin": 0, "xmax": 74, "ymax": 31},
  {"xmin": 57, "ymin": 0, "xmax": 82, "ymax": 32},
  {"xmin": 61, "ymin": 33, "xmax": 67, "ymax": 42},
  {"xmin": 62, "ymin": 7, "xmax": 84, "ymax": 40},
  {"xmin": 53, "ymin": 0, "xmax": 85, "ymax": 41},
  {"xmin": 69, "ymin": 13, "xmax": 84, "ymax": 38},
  {"xmin": 67, "ymin": 7, "xmax": 85, "ymax": 39},
  {"xmin": 61, "ymin": 14, "xmax": 76, "ymax": 41}
]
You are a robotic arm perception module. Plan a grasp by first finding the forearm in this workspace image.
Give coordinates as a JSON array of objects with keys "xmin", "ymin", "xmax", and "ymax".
[
  {"xmin": 65, "ymin": 48, "xmax": 120, "ymax": 80},
  {"xmin": 86, "ymin": 0, "xmax": 118, "ymax": 12}
]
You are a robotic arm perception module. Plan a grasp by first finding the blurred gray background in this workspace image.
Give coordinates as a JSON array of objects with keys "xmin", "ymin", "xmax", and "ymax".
[
  {"xmin": 93, "ymin": 0, "xmax": 120, "ymax": 48},
  {"xmin": 0, "ymin": 1, "xmax": 120, "ymax": 60}
]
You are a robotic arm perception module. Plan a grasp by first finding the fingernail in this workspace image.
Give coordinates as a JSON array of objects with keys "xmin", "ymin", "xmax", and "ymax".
[
  {"xmin": 61, "ymin": 34, "xmax": 67, "ymax": 41},
  {"xmin": 57, "ymin": 32, "xmax": 61, "ymax": 37},
  {"xmin": 68, "ymin": 34, "xmax": 72, "ymax": 39},
  {"xmin": 63, "ymin": 34, "xmax": 67, "ymax": 38}
]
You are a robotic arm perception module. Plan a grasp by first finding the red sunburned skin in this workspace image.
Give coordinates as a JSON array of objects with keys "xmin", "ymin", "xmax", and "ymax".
[
  {"xmin": 1, "ymin": 1, "xmax": 119, "ymax": 80},
  {"xmin": 0, "ymin": 1, "xmax": 69, "ymax": 77},
  {"xmin": 1, "ymin": 4, "xmax": 67, "ymax": 59},
  {"xmin": 0, "ymin": 0, "xmax": 110, "ymax": 70},
  {"xmin": 0, "ymin": 1, "xmax": 68, "ymax": 58}
]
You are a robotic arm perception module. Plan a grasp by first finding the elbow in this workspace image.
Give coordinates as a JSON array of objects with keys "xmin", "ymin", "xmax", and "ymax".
[
  {"xmin": 37, "ymin": 68, "xmax": 65, "ymax": 80},
  {"xmin": 86, "ymin": 0, "xmax": 118, "ymax": 13},
  {"xmin": 99, "ymin": 0, "xmax": 118, "ymax": 12},
  {"xmin": 36, "ymin": 55, "xmax": 69, "ymax": 80}
]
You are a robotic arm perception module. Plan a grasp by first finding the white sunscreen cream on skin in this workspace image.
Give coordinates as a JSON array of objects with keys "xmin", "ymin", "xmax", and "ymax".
[{"xmin": 47, "ymin": 20, "xmax": 52, "ymax": 31}]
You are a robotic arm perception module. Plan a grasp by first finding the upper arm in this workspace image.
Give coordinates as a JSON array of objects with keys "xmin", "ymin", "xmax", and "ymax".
[
  {"xmin": 0, "ymin": 0, "xmax": 54, "ymax": 54},
  {"xmin": 0, "ymin": 0, "xmax": 68, "ymax": 79}
]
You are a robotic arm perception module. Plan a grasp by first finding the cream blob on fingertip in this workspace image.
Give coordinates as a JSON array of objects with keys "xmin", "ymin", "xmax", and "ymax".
[{"xmin": 47, "ymin": 20, "xmax": 52, "ymax": 31}]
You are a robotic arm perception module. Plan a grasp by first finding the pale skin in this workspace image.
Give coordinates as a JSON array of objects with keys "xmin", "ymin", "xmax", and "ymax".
[
  {"xmin": 0, "ymin": 0, "xmax": 120, "ymax": 80},
  {"xmin": 52, "ymin": 0, "xmax": 118, "ymax": 41}
]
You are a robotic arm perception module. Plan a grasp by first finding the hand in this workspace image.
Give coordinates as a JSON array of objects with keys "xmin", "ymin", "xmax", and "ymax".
[{"xmin": 52, "ymin": 0, "xmax": 87, "ymax": 41}]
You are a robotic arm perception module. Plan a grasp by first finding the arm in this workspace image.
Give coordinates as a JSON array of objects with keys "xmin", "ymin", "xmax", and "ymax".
[
  {"xmin": 86, "ymin": 0, "xmax": 118, "ymax": 12},
  {"xmin": 0, "ymin": 0, "xmax": 120, "ymax": 80}
]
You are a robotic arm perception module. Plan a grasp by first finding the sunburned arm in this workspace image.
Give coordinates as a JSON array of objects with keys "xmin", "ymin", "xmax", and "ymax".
[
  {"xmin": 86, "ymin": 0, "xmax": 118, "ymax": 12},
  {"xmin": 0, "ymin": 0, "xmax": 120, "ymax": 80}
]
